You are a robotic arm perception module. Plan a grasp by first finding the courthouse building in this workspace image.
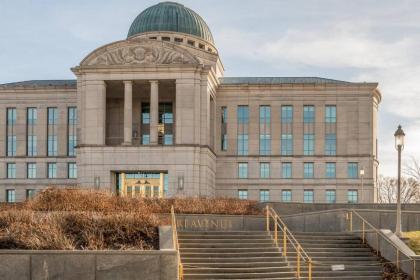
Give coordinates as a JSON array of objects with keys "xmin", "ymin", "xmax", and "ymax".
[{"xmin": 0, "ymin": 2, "xmax": 381, "ymax": 203}]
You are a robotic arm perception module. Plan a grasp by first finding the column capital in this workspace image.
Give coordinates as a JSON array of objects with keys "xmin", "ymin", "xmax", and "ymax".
[
  {"xmin": 149, "ymin": 80, "xmax": 159, "ymax": 85},
  {"xmin": 123, "ymin": 80, "xmax": 133, "ymax": 85}
]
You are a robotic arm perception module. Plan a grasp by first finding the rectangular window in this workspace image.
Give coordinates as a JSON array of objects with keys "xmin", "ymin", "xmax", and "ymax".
[
  {"xmin": 281, "ymin": 105, "xmax": 293, "ymax": 123},
  {"xmin": 47, "ymin": 107, "xmax": 58, "ymax": 156},
  {"xmin": 6, "ymin": 108, "xmax": 17, "ymax": 157},
  {"xmin": 26, "ymin": 189, "xmax": 36, "ymax": 200},
  {"xmin": 304, "ymin": 162, "xmax": 314, "ymax": 179},
  {"xmin": 260, "ymin": 162, "xmax": 270, "ymax": 178},
  {"xmin": 281, "ymin": 134, "xmax": 293, "ymax": 155},
  {"xmin": 326, "ymin": 190, "xmax": 336, "ymax": 203},
  {"xmin": 47, "ymin": 163, "xmax": 57, "ymax": 179},
  {"xmin": 325, "ymin": 105, "xmax": 337, "ymax": 123},
  {"xmin": 304, "ymin": 190, "xmax": 314, "ymax": 203},
  {"xmin": 237, "ymin": 106, "xmax": 249, "ymax": 155},
  {"xmin": 303, "ymin": 105, "xmax": 315, "ymax": 123},
  {"xmin": 326, "ymin": 162, "xmax": 336, "ymax": 178},
  {"xmin": 238, "ymin": 189, "xmax": 248, "ymax": 200},
  {"xmin": 348, "ymin": 162, "xmax": 359, "ymax": 178},
  {"xmin": 7, "ymin": 163, "xmax": 16, "ymax": 179},
  {"xmin": 6, "ymin": 189, "xmax": 15, "ymax": 203},
  {"xmin": 159, "ymin": 103, "xmax": 173, "ymax": 145},
  {"xmin": 282, "ymin": 190, "xmax": 292, "ymax": 202},
  {"xmin": 259, "ymin": 190, "xmax": 269, "ymax": 202},
  {"xmin": 238, "ymin": 163, "xmax": 248, "ymax": 179},
  {"xmin": 141, "ymin": 103, "xmax": 150, "ymax": 145},
  {"xmin": 221, "ymin": 107, "xmax": 227, "ymax": 151},
  {"xmin": 259, "ymin": 106, "xmax": 271, "ymax": 155},
  {"xmin": 27, "ymin": 108, "xmax": 37, "ymax": 156},
  {"xmin": 303, "ymin": 133, "xmax": 315, "ymax": 155},
  {"xmin": 348, "ymin": 190, "xmax": 358, "ymax": 203},
  {"xmin": 68, "ymin": 107, "xmax": 77, "ymax": 156},
  {"xmin": 27, "ymin": 163, "xmax": 37, "ymax": 179},
  {"xmin": 282, "ymin": 162, "xmax": 292, "ymax": 179},
  {"xmin": 325, "ymin": 133, "xmax": 336, "ymax": 155},
  {"xmin": 68, "ymin": 163, "xmax": 77, "ymax": 179}
]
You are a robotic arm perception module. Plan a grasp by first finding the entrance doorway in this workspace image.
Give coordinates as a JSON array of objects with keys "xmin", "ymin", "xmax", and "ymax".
[{"xmin": 116, "ymin": 172, "xmax": 168, "ymax": 198}]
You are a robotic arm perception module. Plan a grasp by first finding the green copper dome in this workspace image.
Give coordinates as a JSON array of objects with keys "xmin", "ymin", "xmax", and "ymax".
[{"xmin": 127, "ymin": 2, "xmax": 214, "ymax": 44}]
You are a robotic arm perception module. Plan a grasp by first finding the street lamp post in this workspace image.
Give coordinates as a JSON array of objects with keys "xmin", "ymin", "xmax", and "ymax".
[
  {"xmin": 360, "ymin": 168, "xmax": 365, "ymax": 203},
  {"xmin": 394, "ymin": 125, "xmax": 405, "ymax": 237}
]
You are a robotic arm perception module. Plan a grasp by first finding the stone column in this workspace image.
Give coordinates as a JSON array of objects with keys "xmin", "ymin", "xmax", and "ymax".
[
  {"xmin": 150, "ymin": 80, "xmax": 159, "ymax": 145},
  {"xmin": 123, "ymin": 81, "xmax": 133, "ymax": 145}
]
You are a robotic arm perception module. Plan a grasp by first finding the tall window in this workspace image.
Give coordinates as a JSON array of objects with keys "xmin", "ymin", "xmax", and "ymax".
[
  {"xmin": 259, "ymin": 106, "xmax": 271, "ymax": 155},
  {"xmin": 7, "ymin": 163, "xmax": 16, "ymax": 179},
  {"xmin": 348, "ymin": 162, "xmax": 359, "ymax": 178},
  {"xmin": 326, "ymin": 162, "xmax": 336, "ymax": 178},
  {"xmin": 238, "ymin": 163, "xmax": 248, "ymax": 179},
  {"xmin": 238, "ymin": 189, "xmax": 248, "ymax": 200},
  {"xmin": 259, "ymin": 190, "xmax": 269, "ymax": 202},
  {"xmin": 304, "ymin": 190, "xmax": 314, "ymax": 203},
  {"xmin": 221, "ymin": 107, "xmax": 227, "ymax": 151},
  {"xmin": 325, "ymin": 133, "xmax": 336, "ymax": 155},
  {"xmin": 281, "ymin": 106, "xmax": 293, "ymax": 156},
  {"xmin": 47, "ymin": 107, "xmax": 58, "ymax": 156},
  {"xmin": 68, "ymin": 163, "xmax": 77, "ymax": 179},
  {"xmin": 348, "ymin": 190, "xmax": 358, "ymax": 203},
  {"xmin": 159, "ymin": 103, "xmax": 173, "ymax": 145},
  {"xmin": 141, "ymin": 103, "xmax": 150, "ymax": 145},
  {"xmin": 303, "ymin": 133, "xmax": 315, "ymax": 155},
  {"xmin": 27, "ymin": 108, "xmax": 37, "ymax": 156},
  {"xmin": 26, "ymin": 189, "xmax": 36, "ymax": 200},
  {"xmin": 326, "ymin": 190, "xmax": 336, "ymax": 203},
  {"xmin": 303, "ymin": 105, "xmax": 315, "ymax": 123},
  {"xmin": 27, "ymin": 163, "xmax": 37, "ymax": 179},
  {"xmin": 237, "ymin": 106, "xmax": 249, "ymax": 155},
  {"xmin": 260, "ymin": 163, "xmax": 270, "ymax": 178},
  {"xmin": 163, "ymin": 174, "xmax": 169, "ymax": 196},
  {"xmin": 6, "ymin": 189, "xmax": 15, "ymax": 203},
  {"xmin": 282, "ymin": 190, "xmax": 292, "ymax": 202},
  {"xmin": 282, "ymin": 162, "xmax": 292, "ymax": 179},
  {"xmin": 68, "ymin": 107, "xmax": 77, "ymax": 156},
  {"xmin": 6, "ymin": 108, "xmax": 16, "ymax": 157},
  {"xmin": 304, "ymin": 162, "xmax": 314, "ymax": 179},
  {"xmin": 47, "ymin": 163, "xmax": 57, "ymax": 178},
  {"xmin": 325, "ymin": 105, "xmax": 337, "ymax": 123}
]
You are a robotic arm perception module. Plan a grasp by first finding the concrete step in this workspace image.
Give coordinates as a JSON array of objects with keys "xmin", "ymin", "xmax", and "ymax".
[
  {"xmin": 182, "ymin": 262, "xmax": 290, "ymax": 268},
  {"xmin": 182, "ymin": 256, "xmax": 286, "ymax": 263},
  {"xmin": 179, "ymin": 235, "xmax": 271, "ymax": 240},
  {"xmin": 180, "ymin": 242, "xmax": 275, "ymax": 248},
  {"xmin": 179, "ymin": 238, "xmax": 273, "ymax": 244},
  {"xmin": 183, "ymin": 266, "xmax": 293, "ymax": 274},
  {"xmin": 183, "ymin": 271, "xmax": 296, "ymax": 279},
  {"xmin": 179, "ymin": 231, "xmax": 268, "ymax": 236},
  {"xmin": 180, "ymin": 247, "xmax": 279, "ymax": 253}
]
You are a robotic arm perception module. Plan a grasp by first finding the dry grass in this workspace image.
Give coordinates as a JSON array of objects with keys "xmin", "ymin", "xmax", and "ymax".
[
  {"xmin": 0, "ymin": 188, "xmax": 261, "ymax": 250},
  {"xmin": 403, "ymin": 231, "xmax": 420, "ymax": 254}
]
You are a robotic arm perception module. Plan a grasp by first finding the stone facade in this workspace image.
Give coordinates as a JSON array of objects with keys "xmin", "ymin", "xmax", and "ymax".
[{"xmin": 0, "ymin": 2, "xmax": 381, "ymax": 203}]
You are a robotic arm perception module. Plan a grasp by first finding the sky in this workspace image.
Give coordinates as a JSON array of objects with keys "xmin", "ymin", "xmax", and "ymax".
[{"xmin": 1, "ymin": 0, "xmax": 419, "ymax": 176}]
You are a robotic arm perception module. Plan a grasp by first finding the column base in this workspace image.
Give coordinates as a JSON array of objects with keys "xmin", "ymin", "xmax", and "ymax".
[{"xmin": 121, "ymin": 142, "xmax": 132, "ymax": 146}]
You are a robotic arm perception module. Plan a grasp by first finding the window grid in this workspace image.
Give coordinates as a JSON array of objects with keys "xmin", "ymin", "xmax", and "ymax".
[
  {"xmin": 348, "ymin": 163, "xmax": 359, "ymax": 178},
  {"xmin": 259, "ymin": 190, "xmax": 269, "ymax": 202},
  {"xmin": 7, "ymin": 163, "xmax": 16, "ymax": 179},
  {"xmin": 303, "ymin": 105, "xmax": 315, "ymax": 123},
  {"xmin": 238, "ymin": 163, "xmax": 248, "ymax": 179},
  {"xmin": 68, "ymin": 163, "xmax": 77, "ymax": 179},
  {"xmin": 141, "ymin": 103, "xmax": 150, "ymax": 145},
  {"xmin": 282, "ymin": 190, "xmax": 292, "ymax": 202},
  {"xmin": 259, "ymin": 106, "xmax": 271, "ymax": 155},
  {"xmin": 6, "ymin": 108, "xmax": 17, "ymax": 157},
  {"xmin": 325, "ymin": 105, "xmax": 337, "ymax": 123},
  {"xmin": 237, "ymin": 106, "xmax": 249, "ymax": 155},
  {"xmin": 260, "ymin": 163, "xmax": 270, "ymax": 179},
  {"xmin": 304, "ymin": 162, "xmax": 314, "ymax": 179},
  {"xmin": 27, "ymin": 163, "xmax": 37, "ymax": 179},
  {"xmin": 281, "ymin": 134, "xmax": 293, "ymax": 155},
  {"xmin": 325, "ymin": 133, "xmax": 336, "ymax": 155},
  {"xmin": 221, "ymin": 107, "xmax": 227, "ymax": 151},
  {"xmin": 48, "ymin": 163, "xmax": 57, "ymax": 179},
  {"xmin": 282, "ymin": 162, "xmax": 292, "ymax": 179},
  {"xmin": 348, "ymin": 190, "xmax": 358, "ymax": 203},
  {"xmin": 27, "ymin": 108, "xmax": 37, "ymax": 156},
  {"xmin": 26, "ymin": 189, "xmax": 36, "ymax": 200},
  {"xmin": 304, "ymin": 190, "xmax": 314, "ymax": 203},
  {"xmin": 326, "ymin": 162, "xmax": 336, "ymax": 178},
  {"xmin": 326, "ymin": 190, "xmax": 336, "ymax": 203},
  {"xmin": 303, "ymin": 133, "xmax": 315, "ymax": 155},
  {"xmin": 238, "ymin": 189, "xmax": 248, "ymax": 200},
  {"xmin": 68, "ymin": 107, "xmax": 77, "ymax": 156},
  {"xmin": 158, "ymin": 103, "xmax": 174, "ymax": 145},
  {"xmin": 47, "ymin": 107, "xmax": 58, "ymax": 156},
  {"xmin": 6, "ymin": 189, "xmax": 15, "ymax": 203}
]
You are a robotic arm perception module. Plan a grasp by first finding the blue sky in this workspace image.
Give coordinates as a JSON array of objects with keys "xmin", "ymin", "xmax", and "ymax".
[{"xmin": 1, "ymin": 0, "xmax": 420, "ymax": 176}]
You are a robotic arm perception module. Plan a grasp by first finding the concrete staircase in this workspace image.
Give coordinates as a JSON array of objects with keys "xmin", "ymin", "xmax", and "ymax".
[
  {"xmin": 178, "ymin": 231, "xmax": 384, "ymax": 280},
  {"xmin": 179, "ymin": 231, "xmax": 296, "ymax": 279},
  {"xmin": 289, "ymin": 232, "xmax": 383, "ymax": 279}
]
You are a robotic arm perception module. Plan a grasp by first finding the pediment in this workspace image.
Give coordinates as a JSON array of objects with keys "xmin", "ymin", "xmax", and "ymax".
[{"xmin": 81, "ymin": 39, "xmax": 200, "ymax": 66}]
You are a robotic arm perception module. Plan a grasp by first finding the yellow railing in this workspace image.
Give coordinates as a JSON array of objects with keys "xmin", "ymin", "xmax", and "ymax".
[
  {"xmin": 347, "ymin": 210, "xmax": 416, "ymax": 279},
  {"xmin": 171, "ymin": 206, "xmax": 184, "ymax": 280},
  {"xmin": 266, "ymin": 205, "xmax": 313, "ymax": 279}
]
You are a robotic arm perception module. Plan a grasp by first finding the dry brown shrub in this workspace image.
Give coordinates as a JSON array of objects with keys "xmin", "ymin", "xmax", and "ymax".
[{"xmin": 25, "ymin": 188, "xmax": 261, "ymax": 215}]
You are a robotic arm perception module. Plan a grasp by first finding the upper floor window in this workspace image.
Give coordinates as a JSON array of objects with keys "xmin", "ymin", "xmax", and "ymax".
[
  {"xmin": 237, "ymin": 106, "xmax": 249, "ymax": 124},
  {"xmin": 6, "ymin": 189, "xmax": 15, "ymax": 203},
  {"xmin": 303, "ymin": 105, "xmax": 315, "ymax": 123},
  {"xmin": 238, "ymin": 163, "xmax": 248, "ymax": 179},
  {"xmin": 68, "ymin": 163, "xmax": 77, "ymax": 179},
  {"xmin": 325, "ymin": 133, "xmax": 337, "ymax": 155},
  {"xmin": 304, "ymin": 190, "xmax": 314, "ymax": 203},
  {"xmin": 303, "ymin": 134, "xmax": 315, "ymax": 155},
  {"xmin": 47, "ymin": 107, "xmax": 58, "ymax": 156},
  {"xmin": 27, "ymin": 163, "xmax": 37, "ymax": 179},
  {"xmin": 281, "ymin": 134, "xmax": 293, "ymax": 156},
  {"xmin": 26, "ymin": 189, "xmax": 36, "ymax": 200},
  {"xmin": 238, "ymin": 189, "xmax": 248, "ymax": 200},
  {"xmin": 282, "ymin": 162, "xmax": 292, "ymax": 179},
  {"xmin": 348, "ymin": 190, "xmax": 358, "ymax": 203},
  {"xmin": 221, "ymin": 107, "xmax": 227, "ymax": 151},
  {"xmin": 282, "ymin": 190, "xmax": 292, "ymax": 202},
  {"xmin": 326, "ymin": 190, "xmax": 336, "ymax": 203},
  {"xmin": 260, "ymin": 163, "xmax": 270, "ymax": 178},
  {"xmin": 6, "ymin": 108, "xmax": 17, "ymax": 157},
  {"xmin": 259, "ymin": 106, "xmax": 271, "ymax": 155},
  {"xmin": 259, "ymin": 190, "xmax": 269, "ymax": 202},
  {"xmin": 48, "ymin": 163, "xmax": 57, "ymax": 179},
  {"xmin": 68, "ymin": 107, "xmax": 77, "ymax": 156},
  {"xmin": 304, "ymin": 162, "xmax": 314, "ymax": 179},
  {"xmin": 348, "ymin": 162, "xmax": 359, "ymax": 178},
  {"xmin": 281, "ymin": 105, "xmax": 293, "ymax": 123},
  {"xmin": 325, "ymin": 162, "xmax": 336, "ymax": 178},
  {"xmin": 325, "ymin": 105, "xmax": 337, "ymax": 123},
  {"xmin": 27, "ymin": 108, "xmax": 37, "ymax": 157},
  {"xmin": 237, "ymin": 106, "xmax": 249, "ymax": 156},
  {"xmin": 7, "ymin": 163, "xmax": 16, "ymax": 179}
]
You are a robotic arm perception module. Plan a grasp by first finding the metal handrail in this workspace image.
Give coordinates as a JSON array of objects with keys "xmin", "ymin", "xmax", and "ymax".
[
  {"xmin": 171, "ymin": 206, "xmax": 183, "ymax": 280},
  {"xmin": 266, "ymin": 205, "xmax": 313, "ymax": 279},
  {"xmin": 348, "ymin": 209, "xmax": 416, "ymax": 279}
]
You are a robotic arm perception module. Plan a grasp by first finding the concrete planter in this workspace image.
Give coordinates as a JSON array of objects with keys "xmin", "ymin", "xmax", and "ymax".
[{"xmin": 0, "ymin": 250, "xmax": 178, "ymax": 280}]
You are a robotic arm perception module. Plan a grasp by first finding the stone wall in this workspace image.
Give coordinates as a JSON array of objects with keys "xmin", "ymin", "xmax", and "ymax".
[{"xmin": 0, "ymin": 250, "xmax": 178, "ymax": 280}]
